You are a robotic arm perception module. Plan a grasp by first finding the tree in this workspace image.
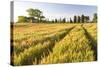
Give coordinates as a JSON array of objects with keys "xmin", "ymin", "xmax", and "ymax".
[
  {"xmin": 55, "ymin": 19, "xmax": 58, "ymax": 23},
  {"xmin": 27, "ymin": 8, "xmax": 44, "ymax": 22},
  {"xmin": 81, "ymin": 14, "xmax": 84, "ymax": 23},
  {"xmin": 59, "ymin": 18, "xmax": 62, "ymax": 23},
  {"xmin": 18, "ymin": 16, "xmax": 27, "ymax": 22},
  {"xmin": 85, "ymin": 16, "xmax": 90, "ymax": 23},
  {"xmin": 27, "ymin": 8, "xmax": 35, "ymax": 22},
  {"xmin": 52, "ymin": 19, "xmax": 55, "ymax": 23},
  {"xmin": 34, "ymin": 9, "xmax": 43, "ymax": 22},
  {"xmin": 70, "ymin": 18, "xmax": 73, "ymax": 23},
  {"xmin": 74, "ymin": 15, "xmax": 77, "ymax": 23},
  {"xmin": 40, "ymin": 16, "xmax": 45, "ymax": 22},
  {"xmin": 78, "ymin": 16, "xmax": 80, "ymax": 23},
  {"xmin": 62, "ymin": 18, "xmax": 66, "ymax": 23},
  {"xmin": 93, "ymin": 13, "xmax": 97, "ymax": 23}
]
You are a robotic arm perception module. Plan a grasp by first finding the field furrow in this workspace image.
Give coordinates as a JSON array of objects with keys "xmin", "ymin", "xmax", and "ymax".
[
  {"xmin": 40, "ymin": 25, "xmax": 95, "ymax": 64},
  {"xmin": 12, "ymin": 26, "xmax": 75, "ymax": 56},
  {"xmin": 12, "ymin": 25, "xmax": 75, "ymax": 65},
  {"xmin": 83, "ymin": 23, "xmax": 97, "ymax": 42},
  {"xmin": 82, "ymin": 25, "xmax": 97, "ymax": 60},
  {"xmin": 11, "ymin": 23, "xmax": 97, "ymax": 65}
]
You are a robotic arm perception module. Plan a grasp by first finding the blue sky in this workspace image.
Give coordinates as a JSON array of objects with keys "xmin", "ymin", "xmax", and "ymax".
[{"xmin": 14, "ymin": 1, "xmax": 97, "ymax": 22}]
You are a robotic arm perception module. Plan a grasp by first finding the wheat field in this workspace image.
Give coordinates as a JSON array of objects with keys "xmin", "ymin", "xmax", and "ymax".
[{"xmin": 11, "ymin": 23, "xmax": 97, "ymax": 65}]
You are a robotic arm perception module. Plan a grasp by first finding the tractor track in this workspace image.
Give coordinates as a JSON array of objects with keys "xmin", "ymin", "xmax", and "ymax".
[{"xmin": 81, "ymin": 25, "xmax": 97, "ymax": 61}]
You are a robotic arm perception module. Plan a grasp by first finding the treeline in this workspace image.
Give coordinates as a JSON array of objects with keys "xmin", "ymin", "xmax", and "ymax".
[
  {"xmin": 17, "ymin": 8, "xmax": 97, "ymax": 23},
  {"xmin": 69, "ymin": 13, "xmax": 97, "ymax": 23},
  {"xmin": 51, "ymin": 18, "xmax": 66, "ymax": 23}
]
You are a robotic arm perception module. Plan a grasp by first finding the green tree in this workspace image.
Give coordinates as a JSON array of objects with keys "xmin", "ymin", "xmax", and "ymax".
[
  {"xmin": 55, "ymin": 19, "xmax": 58, "ymax": 23},
  {"xmin": 18, "ymin": 16, "xmax": 27, "ymax": 22},
  {"xmin": 51, "ymin": 19, "xmax": 55, "ymax": 23},
  {"xmin": 85, "ymin": 16, "xmax": 90, "ymax": 23},
  {"xmin": 27, "ymin": 8, "xmax": 44, "ymax": 22},
  {"xmin": 74, "ymin": 15, "xmax": 77, "ymax": 23},
  {"xmin": 93, "ymin": 13, "xmax": 97, "ymax": 23},
  {"xmin": 34, "ymin": 9, "xmax": 43, "ymax": 22},
  {"xmin": 81, "ymin": 14, "xmax": 84, "ymax": 23},
  {"xmin": 70, "ymin": 18, "xmax": 73, "ymax": 23},
  {"xmin": 62, "ymin": 18, "xmax": 66, "ymax": 23},
  {"xmin": 27, "ymin": 8, "xmax": 35, "ymax": 22},
  {"xmin": 78, "ymin": 16, "xmax": 80, "ymax": 23},
  {"xmin": 59, "ymin": 18, "xmax": 62, "ymax": 23},
  {"xmin": 40, "ymin": 16, "xmax": 45, "ymax": 22}
]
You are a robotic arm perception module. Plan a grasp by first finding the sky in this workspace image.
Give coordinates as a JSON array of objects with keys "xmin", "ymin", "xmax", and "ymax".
[{"xmin": 13, "ymin": 1, "xmax": 97, "ymax": 22}]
